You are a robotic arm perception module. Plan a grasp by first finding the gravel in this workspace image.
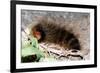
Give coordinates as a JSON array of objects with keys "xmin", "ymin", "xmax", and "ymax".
[{"xmin": 21, "ymin": 10, "xmax": 90, "ymax": 60}]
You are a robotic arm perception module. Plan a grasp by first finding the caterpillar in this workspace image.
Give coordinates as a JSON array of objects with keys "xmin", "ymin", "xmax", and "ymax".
[{"xmin": 30, "ymin": 19, "xmax": 81, "ymax": 51}]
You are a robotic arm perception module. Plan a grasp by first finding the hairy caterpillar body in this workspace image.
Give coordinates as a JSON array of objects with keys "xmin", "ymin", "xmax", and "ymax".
[{"xmin": 31, "ymin": 20, "xmax": 81, "ymax": 51}]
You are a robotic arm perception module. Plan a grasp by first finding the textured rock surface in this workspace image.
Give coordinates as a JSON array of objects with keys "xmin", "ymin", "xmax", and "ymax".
[{"xmin": 21, "ymin": 10, "xmax": 90, "ymax": 60}]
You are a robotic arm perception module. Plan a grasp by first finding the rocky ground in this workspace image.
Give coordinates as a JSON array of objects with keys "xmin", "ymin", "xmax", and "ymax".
[{"xmin": 21, "ymin": 10, "xmax": 90, "ymax": 61}]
